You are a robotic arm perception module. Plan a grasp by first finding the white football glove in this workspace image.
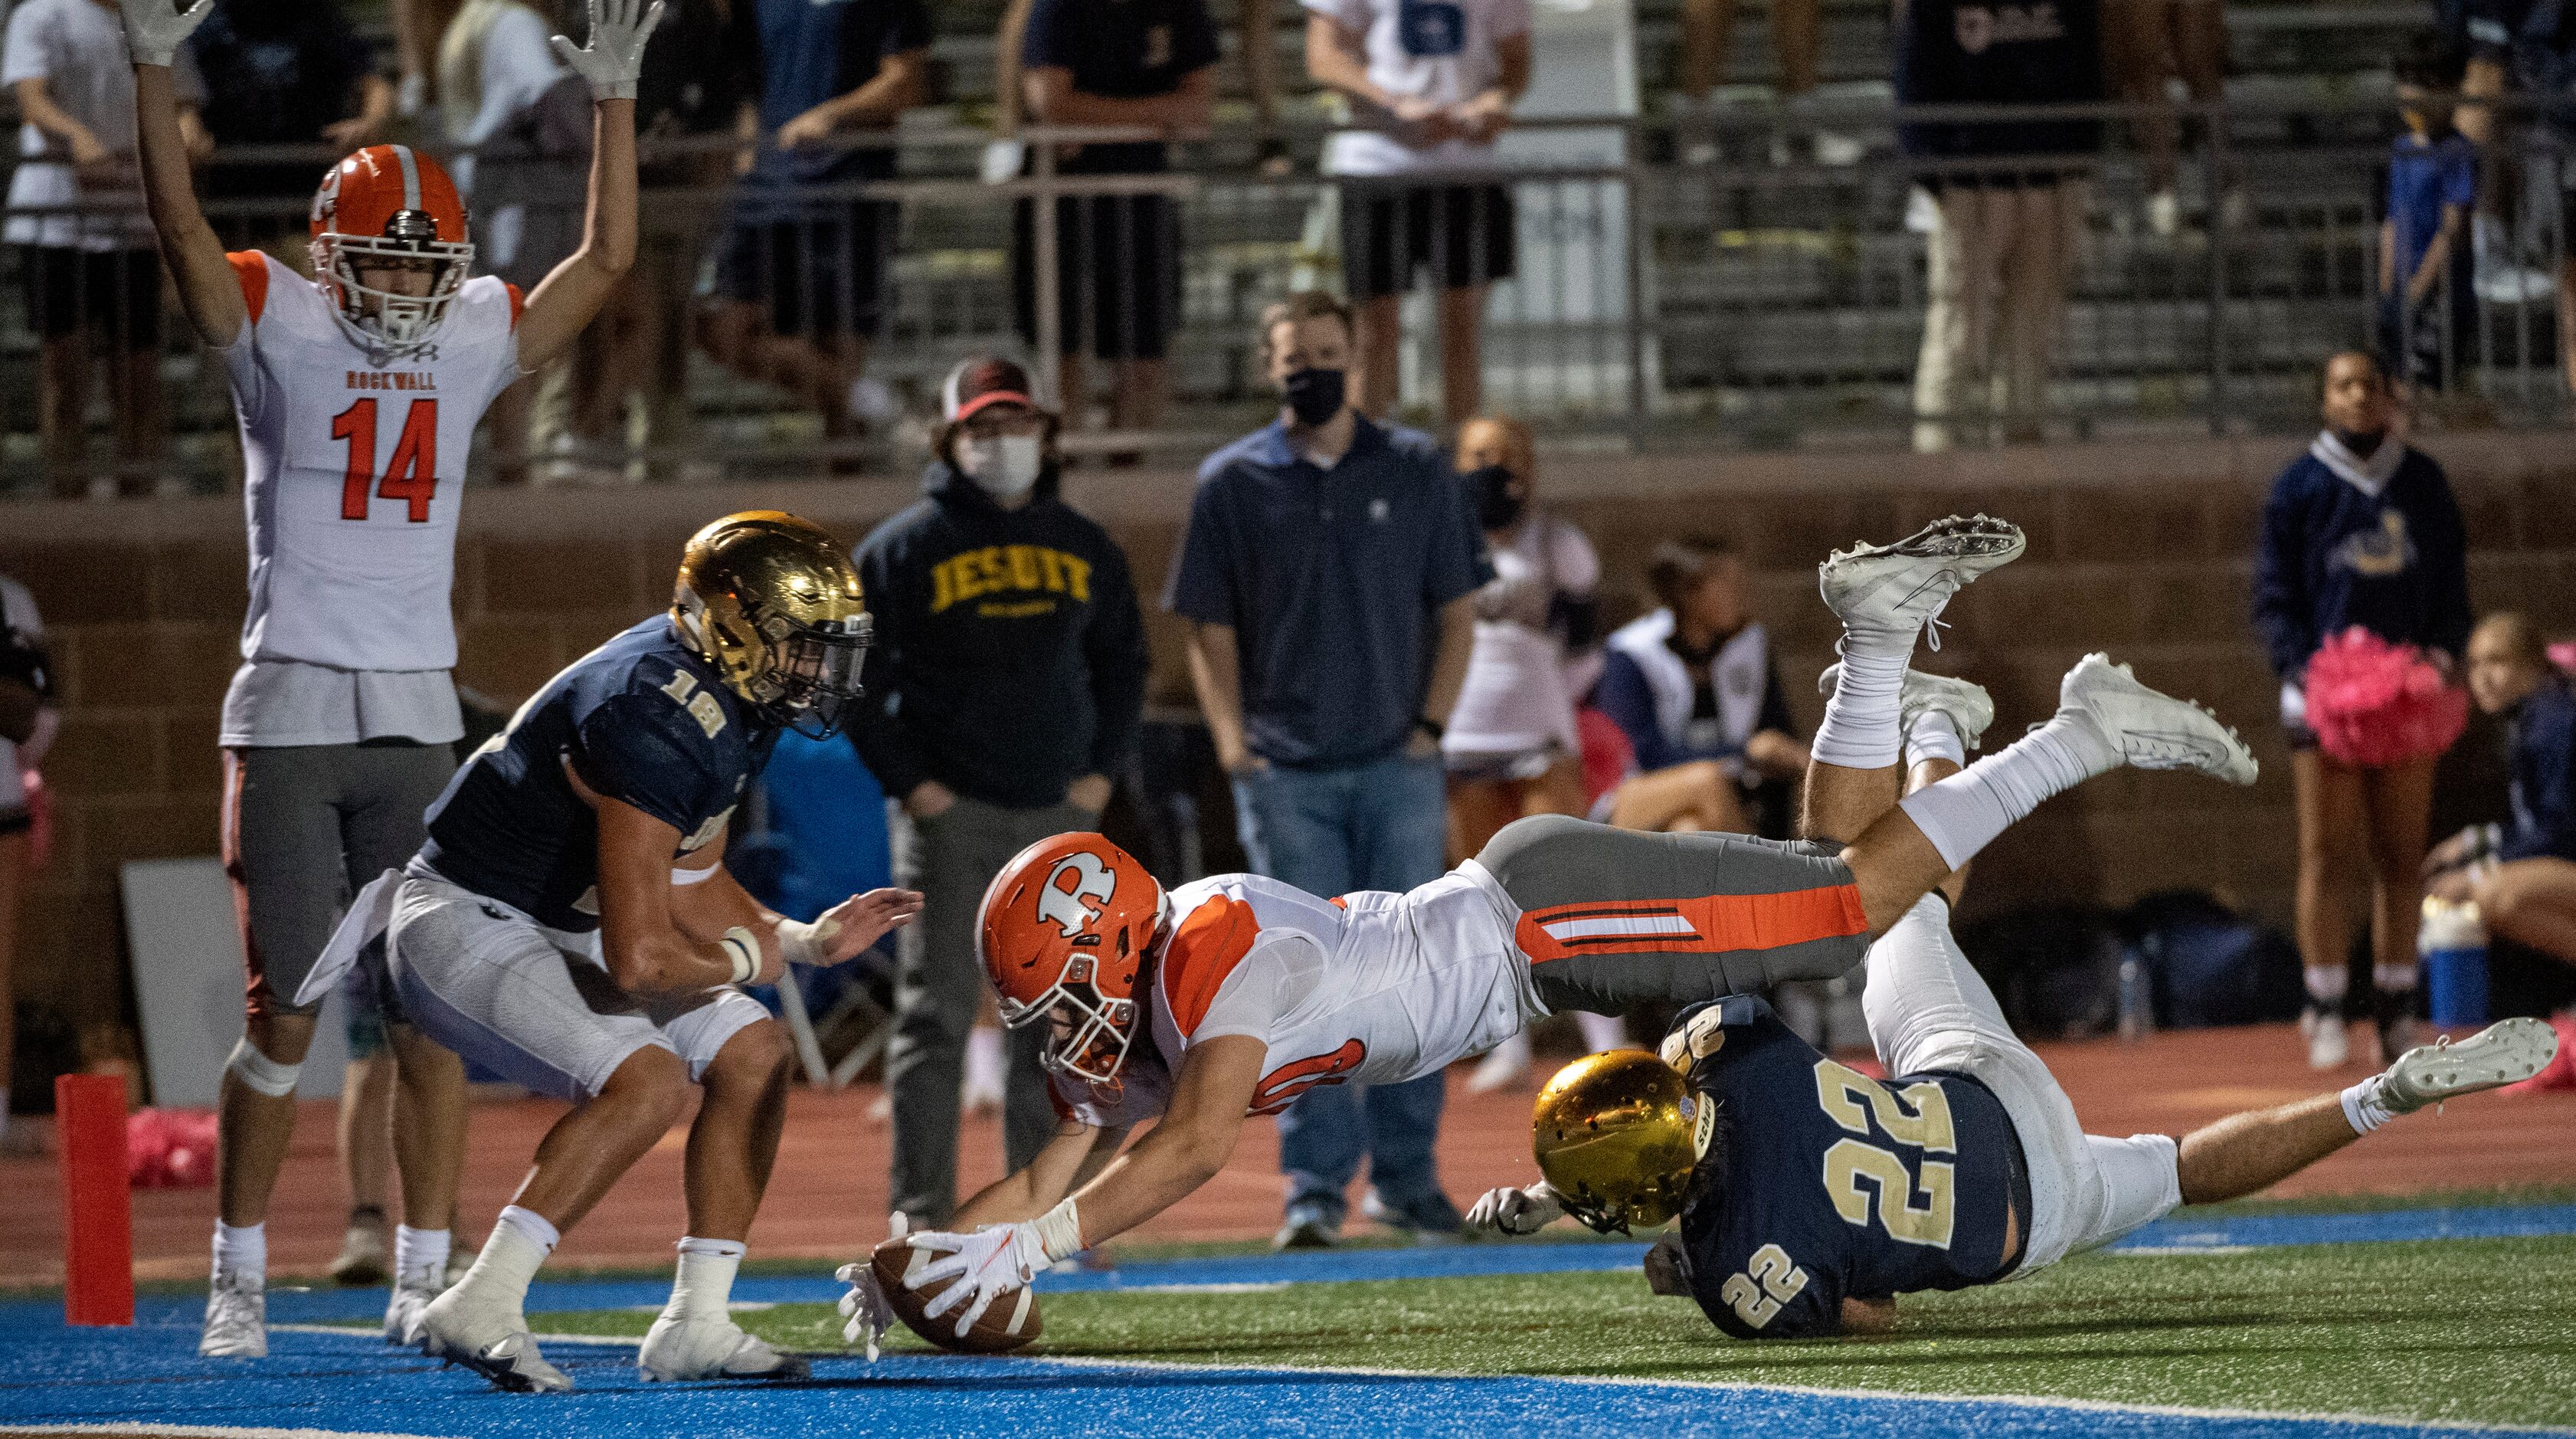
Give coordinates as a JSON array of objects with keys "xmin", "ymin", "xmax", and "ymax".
[
  {"xmin": 549, "ymin": 0, "xmax": 664, "ymax": 102},
  {"xmin": 1465, "ymin": 1182, "xmax": 1566, "ymax": 1237},
  {"xmin": 1658, "ymin": 1008, "xmax": 1730, "ymax": 1070},
  {"xmin": 833, "ymin": 1213, "xmax": 907, "ymax": 1360},
  {"xmin": 117, "ymin": 0, "xmax": 212, "ymax": 68},
  {"xmin": 905, "ymin": 1222, "xmax": 1052, "ymax": 1339}
]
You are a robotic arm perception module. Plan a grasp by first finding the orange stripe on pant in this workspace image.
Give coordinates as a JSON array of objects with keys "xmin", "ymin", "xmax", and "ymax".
[{"xmin": 1514, "ymin": 885, "xmax": 1868, "ymax": 965}]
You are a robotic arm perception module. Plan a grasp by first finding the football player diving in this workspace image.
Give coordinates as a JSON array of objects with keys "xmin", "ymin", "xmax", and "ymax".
[
  {"xmin": 1462, "ymin": 686, "xmax": 2561, "ymax": 1339},
  {"xmin": 315, "ymin": 513, "xmax": 920, "ymax": 1390},
  {"xmin": 839, "ymin": 515, "xmax": 2265, "ymax": 1346}
]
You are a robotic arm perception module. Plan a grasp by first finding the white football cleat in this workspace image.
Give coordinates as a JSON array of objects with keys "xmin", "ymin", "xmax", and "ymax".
[
  {"xmin": 1817, "ymin": 514, "xmax": 2026, "ymax": 648},
  {"xmin": 2056, "ymin": 654, "xmax": 2258, "ymax": 785},
  {"xmin": 384, "ymin": 1262, "xmax": 444, "ymax": 1346},
  {"xmin": 2381, "ymin": 1016, "xmax": 2560, "ymax": 1111},
  {"xmin": 1818, "ymin": 664, "xmax": 1996, "ymax": 751},
  {"xmin": 198, "ymin": 1274, "xmax": 267, "ymax": 1359},
  {"xmin": 330, "ymin": 1218, "xmax": 388, "ymax": 1287},
  {"xmin": 417, "ymin": 1283, "xmax": 571, "ymax": 1393},
  {"xmin": 639, "ymin": 1313, "xmax": 812, "ymax": 1382},
  {"xmin": 2301, "ymin": 1008, "xmax": 2351, "ymax": 1070}
]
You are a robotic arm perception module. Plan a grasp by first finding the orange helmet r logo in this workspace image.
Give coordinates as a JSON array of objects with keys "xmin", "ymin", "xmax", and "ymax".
[{"xmin": 1036, "ymin": 851, "xmax": 1118, "ymax": 939}]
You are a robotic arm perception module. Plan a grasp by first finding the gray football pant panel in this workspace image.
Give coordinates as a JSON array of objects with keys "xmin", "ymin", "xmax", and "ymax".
[
  {"xmin": 1473, "ymin": 814, "xmax": 1869, "ymax": 1014},
  {"xmin": 227, "ymin": 741, "xmax": 456, "ymax": 1021},
  {"xmin": 886, "ymin": 795, "xmax": 1094, "ymax": 1228}
]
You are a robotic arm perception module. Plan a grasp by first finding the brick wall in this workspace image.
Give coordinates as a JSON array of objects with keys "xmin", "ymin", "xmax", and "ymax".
[{"xmin": 8, "ymin": 434, "xmax": 2573, "ymax": 1034}]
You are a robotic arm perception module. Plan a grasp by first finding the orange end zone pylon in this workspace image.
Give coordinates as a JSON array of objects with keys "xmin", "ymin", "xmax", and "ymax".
[{"xmin": 55, "ymin": 1073, "xmax": 133, "ymax": 1326}]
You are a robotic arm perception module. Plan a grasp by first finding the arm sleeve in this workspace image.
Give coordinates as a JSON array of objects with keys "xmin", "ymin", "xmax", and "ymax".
[
  {"xmin": 212, "ymin": 254, "xmax": 273, "ymax": 422},
  {"xmin": 1163, "ymin": 477, "xmax": 1239, "ymax": 625},
  {"xmin": 2250, "ymin": 474, "xmax": 2315, "ymax": 679},
  {"xmin": 2445, "ymin": 149, "xmax": 2479, "ymax": 210},
  {"xmin": 571, "ymin": 694, "xmax": 723, "ymax": 835},
  {"xmin": 1082, "ymin": 540, "xmax": 1151, "ymax": 778},
  {"xmin": 1422, "ymin": 461, "xmax": 1490, "ymax": 608},
  {"xmin": 842, "ymin": 542, "xmax": 931, "ymax": 801},
  {"xmin": 1, "ymin": 5, "xmax": 50, "ymax": 89},
  {"xmin": 2499, "ymin": 697, "xmax": 2576, "ymax": 862},
  {"xmin": 1021, "ymin": 0, "xmax": 1074, "ymax": 68},
  {"xmin": 2419, "ymin": 470, "xmax": 2474, "ymax": 660},
  {"xmin": 1595, "ymin": 650, "xmax": 1677, "ymax": 772}
]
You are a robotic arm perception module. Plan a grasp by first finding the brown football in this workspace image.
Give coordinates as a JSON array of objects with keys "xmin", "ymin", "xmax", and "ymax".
[{"xmin": 870, "ymin": 1237, "xmax": 1043, "ymax": 1354}]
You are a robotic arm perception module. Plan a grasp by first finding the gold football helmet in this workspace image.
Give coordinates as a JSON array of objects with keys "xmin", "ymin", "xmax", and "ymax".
[
  {"xmin": 1533, "ymin": 1050, "xmax": 1714, "ymax": 1234},
  {"xmin": 672, "ymin": 510, "xmax": 872, "ymax": 737}
]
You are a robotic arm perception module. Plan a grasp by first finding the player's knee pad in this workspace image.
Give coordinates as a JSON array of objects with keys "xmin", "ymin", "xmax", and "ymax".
[{"xmin": 226, "ymin": 1036, "xmax": 303, "ymax": 1098}]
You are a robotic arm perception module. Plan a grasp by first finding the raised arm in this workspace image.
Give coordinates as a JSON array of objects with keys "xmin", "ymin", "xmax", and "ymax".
[
  {"xmin": 122, "ymin": 0, "xmax": 241, "ymax": 348},
  {"xmin": 513, "ymin": 0, "xmax": 661, "ymax": 371}
]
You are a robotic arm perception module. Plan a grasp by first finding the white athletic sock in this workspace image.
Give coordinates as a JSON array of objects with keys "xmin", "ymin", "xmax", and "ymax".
[
  {"xmin": 1896, "ymin": 710, "xmax": 2120, "ymax": 871},
  {"xmin": 2373, "ymin": 962, "xmax": 2421, "ymax": 994},
  {"xmin": 1812, "ymin": 644, "xmax": 1912, "ymax": 771},
  {"xmin": 964, "ymin": 1025, "xmax": 1004, "ymax": 1096},
  {"xmin": 212, "ymin": 1221, "xmax": 267, "ymax": 1286},
  {"xmin": 666, "ymin": 1236, "xmax": 746, "ymax": 1322},
  {"xmin": 459, "ymin": 1205, "xmax": 557, "ymax": 1313},
  {"xmin": 1905, "ymin": 710, "xmax": 1966, "ymax": 772},
  {"xmin": 2340, "ymin": 1074, "xmax": 2398, "ymax": 1133},
  {"xmin": 394, "ymin": 1224, "xmax": 451, "ymax": 1286},
  {"xmin": 1574, "ymin": 1011, "xmax": 1628, "ymax": 1054},
  {"xmin": 2303, "ymin": 965, "xmax": 2349, "ymax": 1008}
]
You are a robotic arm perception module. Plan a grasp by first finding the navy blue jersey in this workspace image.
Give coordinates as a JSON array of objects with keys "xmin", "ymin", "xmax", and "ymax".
[
  {"xmin": 419, "ymin": 618, "xmax": 777, "ymax": 932},
  {"xmin": 1672, "ymin": 997, "xmax": 2031, "ymax": 1340}
]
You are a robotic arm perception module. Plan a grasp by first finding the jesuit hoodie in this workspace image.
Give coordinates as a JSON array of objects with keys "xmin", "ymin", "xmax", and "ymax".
[{"xmin": 849, "ymin": 458, "xmax": 1148, "ymax": 808}]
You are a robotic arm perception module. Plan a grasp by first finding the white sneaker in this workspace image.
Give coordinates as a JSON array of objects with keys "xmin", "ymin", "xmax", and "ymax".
[
  {"xmin": 1466, "ymin": 1032, "xmax": 1532, "ymax": 1094},
  {"xmin": 2381, "ymin": 1016, "xmax": 2560, "ymax": 1111},
  {"xmin": 1818, "ymin": 515, "xmax": 2026, "ymax": 650},
  {"xmin": 417, "ymin": 1283, "xmax": 572, "ymax": 1393},
  {"xmin": 384, "ymin": 1264, "xmax": 444, "ymax": 1346},
  {"xmin": 331, "ymin": 1218, "xmax": 389, "ymax": 1287},
  {"xmin": 639, "ymin": 1313, "xmax": 811, "ymax": 1382},
  {"xmin": 1819, "ymin": 664, "xmax": 1995, "ymax": 751},
  {"xmin": 2301, "ymin": 1007, "xmax": 2350, "ymax": 1070},
  {"xmin": 199, "ymin": 1274, "xmax": 267, "ymax": 1358},
  {"xmin": 2056, "ymin": 654, "xmax": 2258, "ymax": 786}
]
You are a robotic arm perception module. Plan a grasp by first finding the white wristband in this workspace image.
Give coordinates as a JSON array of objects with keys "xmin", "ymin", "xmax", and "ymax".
[
  {"xmin": 718, "ymin": 926, "xmax": 761, "ymax": 985},
  {"xmin": 1033, "ymin": 1197, "xmax": 1086, "ymax": 1264},
  {"xmin": 774, "ymin": 915, "xmax": 840, "ymax": 969}
]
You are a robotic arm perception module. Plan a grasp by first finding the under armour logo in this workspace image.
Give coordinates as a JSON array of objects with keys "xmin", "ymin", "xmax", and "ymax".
[{"xmin": 1036, "ymin": 852, "xmax": 1118, "ymax": 938}]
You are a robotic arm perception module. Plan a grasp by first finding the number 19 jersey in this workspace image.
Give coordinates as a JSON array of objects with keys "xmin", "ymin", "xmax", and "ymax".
[{"xmin": 214, "ymin": 251, "xmax": 523, "ymax": 674}]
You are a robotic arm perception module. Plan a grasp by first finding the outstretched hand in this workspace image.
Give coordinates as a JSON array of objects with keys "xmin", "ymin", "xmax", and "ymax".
[
  {"xmin": 834, "ymin": 1213, "xmax": 909, "ymax": 1359},
  {"xmin": 550, "ymin": 0, "xmax": 664, "ymax": 102},
  {"xmin": 808, "ymin": 887, "xmax": 924, "ymax": 965},
  {"xmin": 118, "ymin": 0, "xmax": 212, "ymax": 67}
]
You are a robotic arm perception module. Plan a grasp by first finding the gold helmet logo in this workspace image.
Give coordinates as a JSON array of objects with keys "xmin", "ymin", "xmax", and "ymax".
[
  {"xmin": 672, "ymin": 510, "xmax": 872, "ymax": 737},
  {"xmin": 1532, "ymin": 1050, "xmax": 1709, "ymax": 1234}
]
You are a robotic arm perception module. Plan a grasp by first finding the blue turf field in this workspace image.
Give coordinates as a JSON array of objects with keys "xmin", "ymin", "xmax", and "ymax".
[{"xmin": 6, "ymin": 1206, "xmax": 2573, "ymax": 1438}]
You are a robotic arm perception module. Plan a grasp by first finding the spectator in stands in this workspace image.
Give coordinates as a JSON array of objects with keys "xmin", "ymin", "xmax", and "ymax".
[
  {"xmin": 1442, "ymin": 415, "xmax": 1599, "ymax": 858},
  {"xmin": 1896, "ymin": 0, "xmax": 2103, "ymax": 453},
  {"xmin": 2427, "ymin": 612, "xmax": 2576, "ymax": 962},
  {"xmin": 1169, "ymin": 290, "xmax": 1482, "ymax": 1248},
  {"xmin": 1010, "ymin": 0, "xmax": 1217, "ymax": 451},
  {"xmin": 852, "ymin": 356, "xmax": 1149, "ymax": 1230},
  {"xmin": 702, "ymin": 0, "xmax": 929, "ymax": 467},
  {"xmin": 5, "ymin": 0, "xmax": 205, "ymax": 498},
  {"xmin": 2101, "ymin": 0, "xmax": 2230, "ymax": 237},
  {"xmin": 1594, "ymin": 536, "xmax": 1807, "ymax": 837},
  {"xmin": 185, "ymin": 0, "xmax": 391, "ymax": 247},
  {"xmin": 2381, "ymin": 34, "xmax": 2479, "ymax": 397},
  {"xmin": 0, "ymin": 572, "xmax": 53, "ymax": 1156},
  {"xmin": 2460, "ymin": 0, "xmax": 2576, "ymax": 395},
  {"xmin": 1678, "ymin": 0, "xmax": 1826, "ymax": 151},
  {"xmin": 1305, "ymin": 0, "xmax": 1530, "ymax": 430},
  {"xmin": 2254, "ymin": 350, "xmax": 2473, "ymax": 1070}
]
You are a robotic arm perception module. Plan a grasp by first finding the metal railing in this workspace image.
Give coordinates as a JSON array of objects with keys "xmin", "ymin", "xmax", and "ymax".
[{"xmin": 1, "ymin": 96, "xmax": 2568, "ymax": 497}]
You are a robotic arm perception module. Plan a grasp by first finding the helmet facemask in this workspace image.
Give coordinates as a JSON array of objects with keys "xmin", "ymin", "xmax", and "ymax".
[
  {"xmin": 677, "ymin": 596, "xmax": 873, "ymax": 739},
  {"xmin": 995, "ymin": 892, "xmax": 1167, "ymax": 1090},
  {"xmin": 315, "ymin": 210, "xmax": 472, "ymax": 358}
]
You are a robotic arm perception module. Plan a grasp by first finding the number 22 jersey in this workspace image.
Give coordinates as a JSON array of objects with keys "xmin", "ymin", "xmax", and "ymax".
[
  {"xmin": 214, "ymin": 250, "xmax": 522, "ymax": 678},
  {"xmin": 1673, "ymin": 995, "xmax": 2031, "ymax": 1339}
]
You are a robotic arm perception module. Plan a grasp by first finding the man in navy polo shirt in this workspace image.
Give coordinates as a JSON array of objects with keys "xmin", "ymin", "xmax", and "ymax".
[
  {"xmin": 1167, "ymin": 289, "xmax": 1485, "ymax": 1249},
  {"xmin": 702, "ymin": 0, "xmax": 931, "ymax": 454}
]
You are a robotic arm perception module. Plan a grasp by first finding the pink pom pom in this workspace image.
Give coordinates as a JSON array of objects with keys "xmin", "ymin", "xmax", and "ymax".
[
  {"xmin": 126, "ymin": 1108, "xmax": 219, "ymax": 1189},
  {"xmin": 2550, "ymin": 640, "xmax": 2576, "ymax": 678},
  {"xmin": 2303, "ymin": 628, "xmax": 2469, "ymax": 768}
]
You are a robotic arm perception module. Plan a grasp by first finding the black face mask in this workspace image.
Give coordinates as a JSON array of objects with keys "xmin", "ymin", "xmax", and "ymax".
[
  {"xmin": 1466, "ymin": 464, "xmax": 1525, "ymax": 530},
  {"xmin": 1281, "ymin": 367, "xmax": 1347, "ymax": 427}
]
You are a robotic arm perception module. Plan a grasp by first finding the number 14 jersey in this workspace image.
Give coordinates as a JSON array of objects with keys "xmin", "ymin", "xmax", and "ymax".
[{"xmin": 216, "ymin": 250, "xmax": 522, "ymax": 675}]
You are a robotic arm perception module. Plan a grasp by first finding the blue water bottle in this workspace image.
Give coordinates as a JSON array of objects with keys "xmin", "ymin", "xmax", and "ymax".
[{"xmin": 2417, "ymin": 897, "xmax": 2489, "ymax": 1029}]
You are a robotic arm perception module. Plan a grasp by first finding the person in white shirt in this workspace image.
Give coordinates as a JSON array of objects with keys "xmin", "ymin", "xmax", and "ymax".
[
  {"xmin": 121, "ymin": 0, "xmax": 661, "ymax": 1360},
  {"xmin": 0, "ymin": 575, "xmax": 57, "ymax": 1157},
  {"xmin": 4, "ymin": 0, "xmax": 206, "ymax": 497},
  {"xmin": 1302, "ymin": 0, "xmax": 1530, "ymax": 429}
]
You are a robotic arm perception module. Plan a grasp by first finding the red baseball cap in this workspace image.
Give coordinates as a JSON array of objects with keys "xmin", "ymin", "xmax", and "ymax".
[{"xmin": 941, "ymin": 356, "xmax": 1040, "ymax": 424}]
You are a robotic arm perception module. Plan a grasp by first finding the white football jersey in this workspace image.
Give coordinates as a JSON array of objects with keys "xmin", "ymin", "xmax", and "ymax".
[
  {"xmin": 1051, "ymin": 864, "xmax": 1543, "ymax": 1128},
  {"xmin": 216, "ymin": 251, "xmax": 522, "ymax": 674}
]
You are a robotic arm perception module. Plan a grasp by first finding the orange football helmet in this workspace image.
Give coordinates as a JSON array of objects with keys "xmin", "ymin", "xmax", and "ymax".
[
  {"xmin": 977, "ymin": 834, "xmax": 1168, "ymax": 1086},
  {"xmin": 309, "ymin": 145, "xmax": 475, "ymax": 355}
]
